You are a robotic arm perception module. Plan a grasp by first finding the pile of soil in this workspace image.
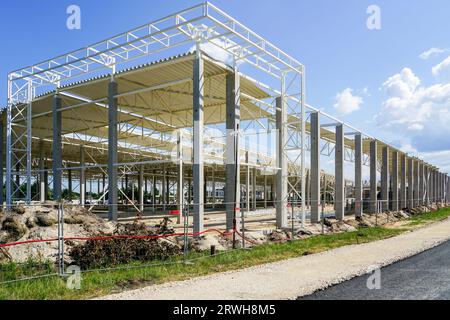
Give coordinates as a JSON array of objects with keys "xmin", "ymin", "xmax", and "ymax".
[
  {"xmin": 70, "ymin": 220, "xmax": 181, "ymax": 269},
  {"xmin": 0, "ymin": 204, "xmax": 115, "ymax": 263}
]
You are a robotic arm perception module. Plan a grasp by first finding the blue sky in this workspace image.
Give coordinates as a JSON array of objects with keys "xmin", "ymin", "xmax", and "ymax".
[{"xmin": 1, "ymin": 0, "xmax": 450, "ymax": 171}]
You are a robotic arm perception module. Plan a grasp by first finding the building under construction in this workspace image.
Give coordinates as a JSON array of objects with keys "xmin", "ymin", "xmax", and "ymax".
[{"xmin": 1, "ymin": 2, "xmax": 449, "ymax": 234}]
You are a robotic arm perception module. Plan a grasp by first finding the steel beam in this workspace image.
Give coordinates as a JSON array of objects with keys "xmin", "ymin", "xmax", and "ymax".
[{"xmin": 391, "ymin": 151, "xmax": 399, "ymax": 212}]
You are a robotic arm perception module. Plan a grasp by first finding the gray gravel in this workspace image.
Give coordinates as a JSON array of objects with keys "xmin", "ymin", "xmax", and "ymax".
[{"xmin": 98, "ymin": 218, "xmax": 450, "ymax": 300}]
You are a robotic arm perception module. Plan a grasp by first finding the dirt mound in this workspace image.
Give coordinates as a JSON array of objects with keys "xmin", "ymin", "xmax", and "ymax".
[
  {"xmin": 70, "ymin": 220, "xmax": 181, "ymax": 269},
  {"xmin": 0, "ymin": 205, "xmax": 115, "ymax": 263}
]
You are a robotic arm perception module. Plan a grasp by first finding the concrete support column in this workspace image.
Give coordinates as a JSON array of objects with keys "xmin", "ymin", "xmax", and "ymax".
[
  {"xmin": 335, "ymin": 125, "xmax": 344, "ymax": 221},
  {"xmin": 431, "ymin": 169, "xmax": 435, "ymax": 203},
  {"xmin": 391, "ymin": 151, "xmax": 399, "ymax": 212},
  {"xmin": 370, "ymin": 140, "xmax": 378, "ymax": 213},
  {"xmin": 80, "ymin": 146, "xmax": 85, "ymax": 206},
  {"xmin": 381, "ymin": 147, "xmax": 389, "ymax": 212},
  {"xmin": 426, "ymin": 166, "xmax": 430, "ymax": 204},
  {"xmin": 152, "ymin": 175, "xmax": 156, "ymax": 212},
  {"xmin": 68, "ymin": 169, "xmax": 72, "ymax": 201},
  {"xmin": 52, "ymin": 94, "xmax": 62, "ymax": 201},
  {"xmin": 211, "ymin": 170, "xmax": 216, "ymax": 209},
  {"xmin": 139, "ymin": 165, "xmax": 144, "ymax": 214},
  {"xmin": 276, "ymin": 96, "xmax": 288, "ymax": 228},
  {"xmin": 408, "ymin": 158, "xmax": 414, "ymax": 209},
  {"xmin": 428, "ymin": 167, "xmax": 433, "ymax": 204},
  {"xmin": 414, "ymin": 161, "xmax": 420, "ymax": 207},
  {"xmin": 400, "ymin": 155, "xmax": 407, "ymax": 209},
  {"xmin": 225, "ymin": 69, "xmax": 241, "ymax": 231},
  {"xmin": 252, "ymin": 167, "xmax": 257, "ymax": 211},
  {"xmin": 177, "ymin": 130, "xmax": 184, "ymax": 219},
  {"xmin": 310, "ymin": 112, "xmax": 321, "ymax": 223},
  {"xmin": 354, "ymin": 134, "xmax": 363, "ymax": 217},
  {"xmin": 39, "ymin": 140, "xmax": 46, "ymax": 203},
  {"xmin": 108, "ymin": 80, "xmax": 118, "ymax": 221},
  {"xmin": 264, "ymin": 175, "xmax": 268, "ymax": 209},
  {"xmin": 193, "ymin": 51, "xmax": 205, "ymax": 234},
  {"xmin": 419, "ymin": 163, "xmax": 424, "ymax": 206}
]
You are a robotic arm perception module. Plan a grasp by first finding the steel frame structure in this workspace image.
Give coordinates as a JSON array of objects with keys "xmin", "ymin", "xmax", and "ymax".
[{"xmin": 4, "ymin": 2, "xmax": 449, "ymax": 227}]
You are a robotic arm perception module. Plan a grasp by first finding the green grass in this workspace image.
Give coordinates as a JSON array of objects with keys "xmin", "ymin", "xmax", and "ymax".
[
  {"xmin": 0, "ymin": 226, "xmax": 403, "ymax": 300},
  {"xmin": 408, "ymin": 206, "xmax": 450, "ymax": 226}
]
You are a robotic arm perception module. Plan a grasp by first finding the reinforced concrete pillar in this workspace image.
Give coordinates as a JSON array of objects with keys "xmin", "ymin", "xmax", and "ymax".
[
  {"xmin": 108, "ymin": 80, "xmax": 118, "ymax": 221},
  {"xmin": 408, "ymin": 158, "xmax": 414, "ymax": 209},
  {"xmin": 414, "ymin": 161, "xmax": 420, "ymax": 207},
  {"xmin": 391, "ymin": 151, "xmax": 399, "ymax": 212},
  {"xmin": 335, "ymin": 124, "xmax": 344, "ymax": 221},
  {"xmin": 369, "ymin": 140, "xmax": 378, "ymax": 214},
  {"xmin": 419, "ymin": 163, "xmax": 424, "ymax": 206},
  {"xmin": 52, "ymin": 94, "xmax": 62, "ymax": 201},
  {"xmin": 251, "ymin": 167, "xmax": 256, "ymax": 211},
  {"xmin": 276, "ymin": 96, "xmax": 288, "ymax": 228},
  {"xmin": 139, "ymin": 165, "xmax": 144, "ymax": 214},
  {"xmin": 400, "ymin": 155, "xmax": 407, "ymax": 209},
  {"xmin": 425, "ymin": 166, "xmax": 430, "ymax": 204},
  {"xmin": 193, "ymin": 51, "xmax": 205, "ymax": 234},
  {"xmin": 177, "ymin": 130, "xmax": 184, "ymax": 219},
  {"xmin": 354, "ymin": 134, "xmax": 363, "ymax": 217},
  {"xmin": 80, "ymin": 146, "xmax": 85, "ymax": 206},
  {"xmin": 39, "ymin": 140, "xmax": 46, "ymax": 203},
  {"xmin": 68, "ymin": 169, "xmax": 72, "ymax": 201},
  {"xmin": 310, "ymin": 112, "xmax": 321, "ymax": 223},
  {"xmin": 381, "ymin": 147, "xmax": 389, "ymax": 212},
  {"xmin": 428, "ymin": 167, "xmax": 433, "ymax": 204},
  {"xmin": 225, "ymin": 69, "xmax": 240, "ymax": 231}
]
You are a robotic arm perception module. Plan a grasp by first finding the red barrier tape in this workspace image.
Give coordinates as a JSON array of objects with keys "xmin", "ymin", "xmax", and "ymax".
[{"xmin": 0, "ymin": 228, "xmax": 235, "ymax": 249}]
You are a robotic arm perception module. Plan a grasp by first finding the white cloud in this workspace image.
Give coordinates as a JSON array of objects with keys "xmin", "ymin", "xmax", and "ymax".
[
  {"xmin": 432, "ymin": 55, "xmax": 450, "ymax": 77},
  {"xmin": 333, "ymin": 88, "xmax": 363, "ymax": 115},
  {"xmin": 190, "ymin": 39, "xmax": 237, "ymax": 66},
  {"xmin": 378, "ymin": 67, "xmax": 450, "ymax": 152},
  {"xmin": 419, "ymin": 47, "xmax": 447, "ymax": 60}
]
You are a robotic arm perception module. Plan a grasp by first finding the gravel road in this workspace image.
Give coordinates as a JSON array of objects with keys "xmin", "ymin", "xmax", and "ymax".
[{"xmin": 99, "ymin": 218, "xmax": 450, "ymax": 300}]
